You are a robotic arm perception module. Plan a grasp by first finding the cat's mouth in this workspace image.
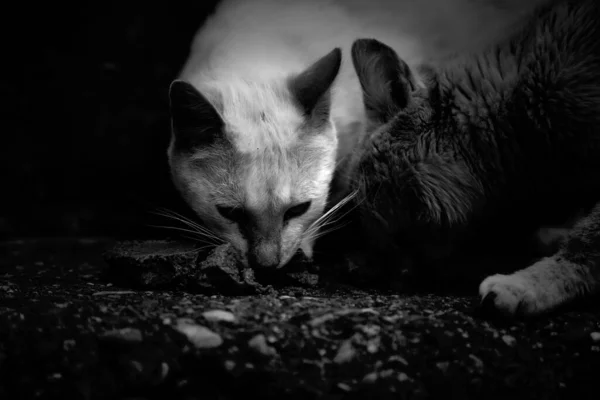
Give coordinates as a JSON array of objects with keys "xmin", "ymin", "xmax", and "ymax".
[{"xmin": 252, "ymin": 248, "xmax": 315, "ymax": 280}]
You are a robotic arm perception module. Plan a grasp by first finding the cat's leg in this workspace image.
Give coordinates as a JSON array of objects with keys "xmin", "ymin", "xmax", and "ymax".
[{"xmin": 479, "ymin": 201, "xmax": 600, "ymax": 316}]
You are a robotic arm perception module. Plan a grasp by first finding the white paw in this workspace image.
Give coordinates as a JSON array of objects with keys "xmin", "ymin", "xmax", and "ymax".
[{"xmin": 479, "ymin": 274, "xmax": 541, "ymax": 317}]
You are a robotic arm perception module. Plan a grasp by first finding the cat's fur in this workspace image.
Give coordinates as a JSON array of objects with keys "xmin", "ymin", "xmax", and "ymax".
[
  {"xmin": 350, "ymin": 0, "xmax": 600, "ymax": 316},
  {"xmin": 167, "ymin": 0, "xmax": 547, "ymax": 269}
]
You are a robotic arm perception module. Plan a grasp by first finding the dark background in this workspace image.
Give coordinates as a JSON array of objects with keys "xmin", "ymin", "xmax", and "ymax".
[{"xmin": 3, "ymin": 0, "xmax": 221, "ymax": 240}]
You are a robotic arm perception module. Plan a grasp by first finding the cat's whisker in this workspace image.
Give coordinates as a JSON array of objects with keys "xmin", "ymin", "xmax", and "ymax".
[
  {"xmin": 152, "ymin": 208, "xmax": 215, "ymax": 236},
  {"xmin": 179, "ymin": 238, "xmax": 219, "ymax": 253},
  {"xmin": 175, "ymin": 240, "xmax": 218, "ymax": 254},
  {"xmin": 151, "ymin": 208, "xmax": 225, "ymax": 244},
  {"xmin": 306, "ymin": 190, "xmax": 355, "ymax": 233},
  {"xmin": 312, "ymin": 221, "xmax": 351, "ymax": 241},
  {"xmin": 154, "ymin": 208, "xmax": 206, "ymax": 231},
  {"xmin": 314, "ymin": 194, "xmax": 363, "ymax": 232},
  {"xmin": 148, "ymin": 224, "xmax": 223, "ymax": 246},
  {"xmin": 306, "ymin": 190, "xmax": 358, "ymax": 229},
  {"xmin": 304, "ymin": 190, "xmax": 359, "ymax": 240}
]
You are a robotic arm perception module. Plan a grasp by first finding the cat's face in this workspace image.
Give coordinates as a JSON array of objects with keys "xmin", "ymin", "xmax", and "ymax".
[{"xmin": 167, "ymin": 49, "xmax": 342, "ymax": 269}]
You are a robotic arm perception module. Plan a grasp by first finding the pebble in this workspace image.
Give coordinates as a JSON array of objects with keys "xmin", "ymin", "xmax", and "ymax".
[
  {"xmin": 48, "ymin": 373, "xmax": 62, "ymax": 381},
  {"xmin": 100, "ymin": 327, "xmax": 143, "ymax": 342},
  {"xmin": 202, "ymin": 309, "xmax": 236, "ymax": 323},
  {"xmin": 248, "ymin": 334, "xmax": 277, "ymax": 357},
  {"xmin": 469, "ymin": 354, "xmax": 484, "ymax": 370},
  {"xmin": 160, "ymin": 362, "xmax": 169, "ymax": 381},
  {"xmin": 224, "ymin": 360, "xmax": 236, "ymax": 371},
  {"xmin": 333, "ymin": 339, "xmax": 356, "ymax": 364},
  {"xmin": 502, "ymin": 335, "xmax": 517, "ymax": 347},
  {"xmin": 63, "ymin": 339, "xmax": 76, "ymax": 351},
  {"xmin": 389, "ymin": 355, "xmax": 409, "ymax": 366},
  {"xmin": 590, "ymin": 332, "xmax": 600, "ymax": 342},
  {"xmin": 362, "ymin": 372, "xmax": 378, "ymax": 384},
  {"xmin": 174, "ymin": 321, "xmax": 223, "ymax": 349},
  {"xmin": 436, "ymin": 361, "xmax": 450, "ymax": 372},
  {"xmin": 130, "ymin": 360, "xmax": 144, "ymax": 373},
  {"xmin": 337, "ymin": 382, "xmax": 352, "ymax": 391},
  {"xmin": 367, "ymin": 340, "xmax": 379, "ymax": 354}
]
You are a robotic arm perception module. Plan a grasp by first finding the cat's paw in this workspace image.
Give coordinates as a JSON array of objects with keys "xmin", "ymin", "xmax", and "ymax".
[{"xmin": 478, "ymin": 273, "xmax": 541, "ymax": 317}]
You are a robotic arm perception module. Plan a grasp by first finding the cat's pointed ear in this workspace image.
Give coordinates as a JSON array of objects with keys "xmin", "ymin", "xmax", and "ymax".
[
  {"xmin": 289, "ymin": 48, "xmax": 342, "ymax": 121},
  {"xmin": 169, "ymin": 80, "xmax": 225, "ymax": 150},
  {"xmin": 351, "ymin": 38, "xmax": 418, "ymax": 123}
]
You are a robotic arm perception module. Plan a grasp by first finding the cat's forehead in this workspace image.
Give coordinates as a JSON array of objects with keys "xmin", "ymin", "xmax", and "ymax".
[{"xmin": 219, "ymin": 82, "xmax": 304, "ymax": 153}]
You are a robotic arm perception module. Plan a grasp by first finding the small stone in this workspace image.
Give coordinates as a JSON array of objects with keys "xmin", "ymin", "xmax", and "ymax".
[
  {"xmin": 389, "ymin": 355, "xmax": 409, "ymax": 366},
  {"xmin": 100, "ymin": 328, "xmax": 143, "ymax": 342},
  {"xmin": 367, "ymin": 340, "xmax": 379, "ymax": 353},
  {"xmin": 202, "ymin": 310, "xmax": 236, "ymax": 323},
  {"xmin": 160, "ymin": 362, "xmax": 169, "ymax": 381},
  {"xmin": 380, "ymin": 369, "xmax": 394, "ymax": 378},
  {"xmin": 63, "ymin": 339, "xmax": 76, "ymax": 351},
  {"xmin": 333, "ymin": 340, "xmax": 356, "ymax": 364},
  {"xmin": 590, "ymin": 332, "xmax": 600, "ymax": 342},
  {"xmin": 130, "ymin": 360, "xmax": 144, "ymax": 373},
  {"xmin": 224, "ymin": 360, "xmax": 236, "ymax": 371},
  {"xmin": 398, "ymin": 372, "xmax": 410, "ymax": 382},
  {"xmin": 48, "ymin": 373, "xmax": 62, "ymax": 381},
  {"xmin": 436, "ymin": 361, "xmax": 450, "ymax": 372},
  {"xmin": 362, "ymin": 372, "xmax": 379, "ymax": 384},
  {"xmin": 174, "ymin": 321, "xmax": 223, "ymax": 349},
  {"xmin": 337, "ymin": 382, "xmax": 352, "ymax": 391},
  {"xmin": 502, "ymin": 335, "xmax": 517, "ymax": 347},
  {"xmin": 248, "ymin": 334, "xmax": 277, "ymax": 357},
  {"xmin": 469, "ymin": 354, "xmax": 484, "ymax": 370}
]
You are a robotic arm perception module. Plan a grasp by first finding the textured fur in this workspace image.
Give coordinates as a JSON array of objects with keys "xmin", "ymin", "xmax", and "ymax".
[
  {"xmin": 350, "ymin": 0, "xmax": 600, "ymax": 316},
  {"xmin": 167, "ymin": 0, "xmax": 547, "ymax": 269}
]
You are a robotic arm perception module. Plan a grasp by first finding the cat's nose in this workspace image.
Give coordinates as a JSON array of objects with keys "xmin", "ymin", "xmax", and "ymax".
[{"xmin": 248, "ymin": 241, "xmax": 281, "ymax": 269}]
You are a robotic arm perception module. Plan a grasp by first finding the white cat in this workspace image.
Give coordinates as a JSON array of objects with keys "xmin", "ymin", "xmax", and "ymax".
[{"xmin": 167, "ymin": 0, "xmax": 547, "ymax": 269}]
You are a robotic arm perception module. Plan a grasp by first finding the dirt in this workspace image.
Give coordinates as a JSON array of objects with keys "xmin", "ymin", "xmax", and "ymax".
[{"xmin": 2, "ymin": 238, "xmax": 600, "ymax": 400}]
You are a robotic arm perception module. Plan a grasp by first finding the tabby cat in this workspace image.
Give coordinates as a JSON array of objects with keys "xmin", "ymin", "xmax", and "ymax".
[{"xmin": 350, "ymin": 0, "xmax": 600, "ymax": 316}]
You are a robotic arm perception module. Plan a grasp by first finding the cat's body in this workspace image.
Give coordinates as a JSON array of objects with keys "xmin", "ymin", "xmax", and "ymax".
[
  {"xmin": 167, "ymin": 0, "xmax": 547, "ymax": 270},
  {"xmin": 350, "ymin": 0, "xmax": 600, "ymax": 316}
]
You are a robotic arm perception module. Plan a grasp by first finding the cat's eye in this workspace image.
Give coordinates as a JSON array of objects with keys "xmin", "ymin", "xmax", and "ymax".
[
  {"xmin": 284, "ymin": 201, "xmax": 311, "ymax": 221},
  {"xmin": 216, "ymin": 205, "xmax": 246, "ymax": 223}
]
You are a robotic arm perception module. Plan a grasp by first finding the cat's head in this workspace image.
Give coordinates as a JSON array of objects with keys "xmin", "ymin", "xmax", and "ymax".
[
  {"xmin": 167, "ymin": 48, "xmax": 342, "ymax": 269},
  {"xmin": 350, "ymin": 38, "xmax": 483, "ymax": 258}
]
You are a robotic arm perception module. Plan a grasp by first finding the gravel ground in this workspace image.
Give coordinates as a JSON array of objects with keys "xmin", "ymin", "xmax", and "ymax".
[{"xmin": 1, "ymin": 238, "xmax": 600, "ymax": 400}]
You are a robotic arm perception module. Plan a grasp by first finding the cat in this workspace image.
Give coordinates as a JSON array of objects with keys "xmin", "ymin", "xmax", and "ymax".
[
  {"xmin": 166, "ymin": 0, "xmax": 547, "ymax": 270},
  {"xmin": 348, "ymin": 0, "xmax": 600, "ymax": 317}
]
